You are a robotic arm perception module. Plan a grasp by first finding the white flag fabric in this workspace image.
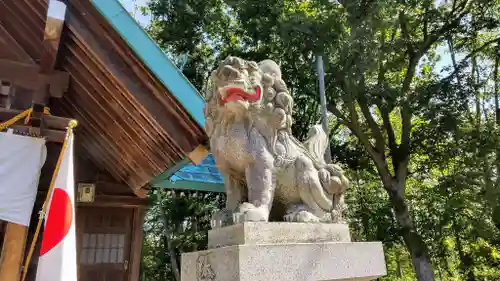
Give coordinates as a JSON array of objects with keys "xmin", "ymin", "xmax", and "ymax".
[
  {"xmin": 0, "ymin": 131, "xmax": 47, "ymax": 226},
  {"xmin": 36, "ymin": 131, "xmax": 77, "ymax": 281}
]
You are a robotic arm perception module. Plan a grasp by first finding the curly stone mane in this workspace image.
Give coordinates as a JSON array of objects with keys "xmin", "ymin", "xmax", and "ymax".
[{"xmin": 204, "ymin": 57, "xmax": 294, "ymax": 138}]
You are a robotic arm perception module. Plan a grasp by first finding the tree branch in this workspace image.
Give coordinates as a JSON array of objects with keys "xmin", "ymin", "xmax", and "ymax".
[
  {"xmin": 423, "ymin": 6, "xmax": 429, "ymax": 41},
  {"xmin": 443, "ymin": 37, "xmax": 500, "ymax": 81},
  {"xmin": 328, "ymin": 92, "xmax": 393, "ymax": 187},
  {"xmin": 357, "ymin": 92, "xmax": 385, "ymax": 154},
  {"xmin": 377, "ymin": 28, "xmax": 389, "ymax": 87},
  {"xmin": 398, "ymin": 104, "xmax": 411, "ymax": 175},
  {"xmin": 327, "ymin": 103, "xmax": 350, "ymax": 127},
  {"xmin": 418, "ymin": 1, "xmax": 471, "ymax": 57},
  {"xmin": 379, "ymin": 103, "xmax": 397, "ymax": 153},
  {"xmin": 399, "ymin": 11, "xmax": 415, "ymax": 58}
]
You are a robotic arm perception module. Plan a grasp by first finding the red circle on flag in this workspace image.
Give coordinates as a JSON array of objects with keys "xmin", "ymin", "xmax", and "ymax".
[{"xmin": 40, "ymin": 188, "xmax": 73, "ymax": 256}]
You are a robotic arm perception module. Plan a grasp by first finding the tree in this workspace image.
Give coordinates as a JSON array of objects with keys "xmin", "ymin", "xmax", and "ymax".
[{"xmin": 141, "ymin": 189, "xmax": 224, "ymax": 281}]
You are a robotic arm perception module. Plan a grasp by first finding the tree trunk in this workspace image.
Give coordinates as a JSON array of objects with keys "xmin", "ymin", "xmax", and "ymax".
[
  {"xmin": 395, "ymin": 248, "xmax": 404, "ymax": 278},
  {"xmin": 157, "ymin": 191, "xmax": 181, "ymax": 281},
  {"xmin": 493, "ymin": 43, "xmax": 500, "ymax": 230},
  {"xmin": 471, "ymin": 56, "xmax": 481, "ymax": 126},
  {"xmin": 386, "ymin": 180, "xmax": 435, "ymax": 281},
  {"xmin": 453, "ymin": 222, "xmax": 476, "ymax": 281},
  {"xmin": 494, "ymin": 43, "xmax": 499, "ymax": 125}
]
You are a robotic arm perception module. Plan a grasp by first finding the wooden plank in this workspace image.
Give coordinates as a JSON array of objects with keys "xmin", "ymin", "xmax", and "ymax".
[
  {"xmin": 129, "ymin": 208, "xmax": 145, "ymax": 281},
  {"xmin": 0, "ymin": 222, "xmax": 28, "ymax": 281},
  {"xmin": 188, "ymin": 144, "xmax": 209, "ymax": 165},
  {"xmin": 0, "ymin": 24, "xmax": 34, "ymax": 63},
  {"xmin": 0, "ymin": 59, "xmax": 69, "ymax": 98},
  {"xmin": 0, "ymin": 2, "xmax": 44, "ymax": 61},
  {"xmin": 63, "ymin": 45, "xmax": 171, "ymax": 169}
]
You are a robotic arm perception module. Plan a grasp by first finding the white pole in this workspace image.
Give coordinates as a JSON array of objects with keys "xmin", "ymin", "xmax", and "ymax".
[{"xmin": 316, "ymin": 55, "xmax": 332, "ymax": 164}]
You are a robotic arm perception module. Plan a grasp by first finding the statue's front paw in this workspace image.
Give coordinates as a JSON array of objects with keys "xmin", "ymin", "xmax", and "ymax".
[
  {"xmin": 318, "ymin": 210, "xmax": 346, "ymax": 224},
  {"xmin": 284, "ymin": 205, "xmax": 320, "ymax": 223},
  {"xmin": 233, "ymin": 202, "xmax": 270, "ymax": 223},
  {"xmin": 211, "ymin": 208, "xmax": 234, "ymax": 228},
  {"xmin": 284, "ymin": 210, "xmax": 320, "ymax": 223}
]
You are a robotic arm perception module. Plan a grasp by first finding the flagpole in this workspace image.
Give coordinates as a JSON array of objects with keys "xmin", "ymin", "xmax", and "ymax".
[
  {"xmin": 316, "ymin": 55, "xmax": 332, "ymax": 164},
  {"xmin": 20, "ymin": 119, "xmax": 78, "ymax": 281}
]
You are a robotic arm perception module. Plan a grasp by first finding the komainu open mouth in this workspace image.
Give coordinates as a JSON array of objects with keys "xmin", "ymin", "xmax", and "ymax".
[{"xmin": 220, "ymin": 86, "xmax": 261, "ymax": 106}]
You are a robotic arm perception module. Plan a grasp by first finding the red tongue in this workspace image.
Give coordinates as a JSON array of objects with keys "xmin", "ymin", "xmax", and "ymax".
[{"xmin": 220, "ymin": 87, "xmax": 261, "ymax": 105}]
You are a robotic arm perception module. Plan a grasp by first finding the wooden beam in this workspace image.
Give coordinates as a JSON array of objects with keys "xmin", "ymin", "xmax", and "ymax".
[
  {"xmin": 0, "ymin": 222, "xmax": 28, "ymax": 281},
  {"xmin": 0, "ymin": 59, "xmax": 69, "ymax": 98},
  {"xmin": 39, "ymin": 1, "xmax": 67, "ymax": 73},
  {"xmin": 7, "ymin": 125, "xmax": 66, "ymax": 143},
  {"xmin": 187, "ymin": 144, "xmax": 209, "ymax": 165},
  {"xmin": 133, "ymin": 188, "xmax": 149, "ymax": 199},
  {"xmin": 0, "ymin": 108, "xmax": 72, "ymax": 130},
  {"xmin": 0, "ymin": 108, "xmax": 71, "ymax": 143},
  {"xmin": 31, "ymin": 0, "xmax": 69, "ymax": 135},
  {"xmin": 129, "ymin": 208, "xmax": 145, "ymax": 281}
]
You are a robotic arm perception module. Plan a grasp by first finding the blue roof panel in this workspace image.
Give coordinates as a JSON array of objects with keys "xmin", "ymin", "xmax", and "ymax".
[{"xmin": 170, "ymin": 154, "xmax": 224, "ymax": 184}]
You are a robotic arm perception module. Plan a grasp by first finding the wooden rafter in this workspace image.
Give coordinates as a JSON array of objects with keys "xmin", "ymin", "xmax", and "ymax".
[{"xmin": 31, "ymin": 0, "xmax": 69, "ymax": 136}]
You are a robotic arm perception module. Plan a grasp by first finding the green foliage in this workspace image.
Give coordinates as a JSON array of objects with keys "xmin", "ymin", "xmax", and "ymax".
[{"xmin": 141, "ymin": 189, "xmax": 224, "ymax": 281}]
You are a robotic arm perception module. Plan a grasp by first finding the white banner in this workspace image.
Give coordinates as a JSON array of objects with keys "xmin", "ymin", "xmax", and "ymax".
[{"xmin": 0, "ymin": 131, "xmax": 47, "ymax": 226}]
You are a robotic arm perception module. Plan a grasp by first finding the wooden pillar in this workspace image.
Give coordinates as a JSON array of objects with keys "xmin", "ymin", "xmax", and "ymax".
[
  {"xmin": 129, "ymin": 208, "xmax": 145, "ymax": 281},
  {"xmin": 0, "ymin": 222, "xmax": 28, "ymax": 281}
]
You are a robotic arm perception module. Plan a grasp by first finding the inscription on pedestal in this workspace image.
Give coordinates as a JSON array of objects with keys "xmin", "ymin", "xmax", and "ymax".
[{"xmin": 196, "ymin": 253, "xmax": 216, "ymax": 281}]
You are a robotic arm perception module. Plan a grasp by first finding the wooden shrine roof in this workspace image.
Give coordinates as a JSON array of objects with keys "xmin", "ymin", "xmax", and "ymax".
[{"xmin": 0, "ymin": 0, "xmax": 207, "ymax": 193}]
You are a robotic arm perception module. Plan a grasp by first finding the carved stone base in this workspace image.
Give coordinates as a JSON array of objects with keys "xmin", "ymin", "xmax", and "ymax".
[{"xmin": 181, "ymin": 223, "xmax": 387, "ymax": 281}]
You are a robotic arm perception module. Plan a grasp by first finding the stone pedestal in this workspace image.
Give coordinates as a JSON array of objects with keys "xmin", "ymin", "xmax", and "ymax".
[{"xmin": 181, "ymin": 222, "xmax": 387, "ymax": 281}]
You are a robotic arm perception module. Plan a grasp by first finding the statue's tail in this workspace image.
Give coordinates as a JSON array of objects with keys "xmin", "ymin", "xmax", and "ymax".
[
  {"xmin": 302, "ymin": 124, "xmax": 350, "ymax": 214},
  {"xmin": 303, "ymin": 124, "xmax": 328, "ymax": 164}
]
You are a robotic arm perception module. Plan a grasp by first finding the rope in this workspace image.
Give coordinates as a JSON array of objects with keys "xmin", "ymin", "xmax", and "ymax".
[
  {"xmin": 0, "ymin": 107, "xmax": 52, "ymax": 131},
  {"xmin": 20, "ymin": 120, "xmax": 78, "ymax": 281}
]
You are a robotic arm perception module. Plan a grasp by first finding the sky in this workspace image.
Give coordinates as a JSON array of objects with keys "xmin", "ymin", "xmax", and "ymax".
[{"xmin": 121, "ymin": 0, "xmax": 151, "ymax": 26}]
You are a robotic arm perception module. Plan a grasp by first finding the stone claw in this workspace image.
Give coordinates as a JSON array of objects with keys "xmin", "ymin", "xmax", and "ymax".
[
  {"xmin": 294, "ymin": 211, "xmax": 320, "ymax": 223},
  {"xmin": 284, "ymin": 205, "xmax": 321, "ymax": 223},
  {"xmin": 233, "ymin": 202, "xmax": 269, "ymax": 223}
]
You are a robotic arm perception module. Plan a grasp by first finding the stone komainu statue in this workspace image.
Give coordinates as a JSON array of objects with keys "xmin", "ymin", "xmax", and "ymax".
[{"xmin": 204, "ymin": 56, "xmax": 349, "ymax": 227}]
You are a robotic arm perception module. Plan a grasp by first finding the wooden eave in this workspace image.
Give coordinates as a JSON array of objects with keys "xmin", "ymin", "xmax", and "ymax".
[{"xmin": 0, "ymin": 0, "xmax": 207, "ymax": 192}]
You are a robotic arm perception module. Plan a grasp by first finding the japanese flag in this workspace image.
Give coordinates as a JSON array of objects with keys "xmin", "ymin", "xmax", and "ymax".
[{"xmin": 36, "ymin": 131, "xmax": 77, "ymax": 281}]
